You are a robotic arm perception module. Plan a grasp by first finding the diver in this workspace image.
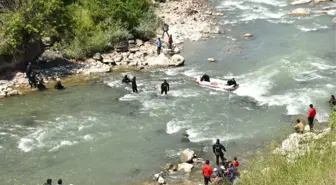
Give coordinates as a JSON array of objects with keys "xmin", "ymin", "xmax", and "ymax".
[
  {"xmin": 227, "ymin": 78, "xmax": 237, "ymax": 87},
  {"xmin": 54, "ymin": 79, "xmax": 65, "ymax": 90},
  {"xmin": 36, "ymin": 76, "xmax": 47, "ymax": 91},
  {"xmin": 330, "ymin": 95, "xmax": 336, "ymax": 106},
  {"xmin": 161, "ymin": 80, "xmax": 170, "ymax": 95},
  {"xmin": 132, "ymin": 76, "xmax": 138, "ymax": 93},
  {"xmin": 30, "ymin": 72, "xmax": 38, "ymax": 88},
  {"xmin": 200, "ymin": 73, "xmax": 210, "ymax": 82},
  {"xmin": 213, "ymin": 139, "xmax": 227, "ymax": 166},
  {"xmin": 122, "ymin": 75, "xmax": 131, "ymax": 84}
]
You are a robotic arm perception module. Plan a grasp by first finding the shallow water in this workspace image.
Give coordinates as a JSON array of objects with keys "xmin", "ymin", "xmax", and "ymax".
[{"xmin": 0, "ymin": 0, "xmax": 335, "ymax": 184}]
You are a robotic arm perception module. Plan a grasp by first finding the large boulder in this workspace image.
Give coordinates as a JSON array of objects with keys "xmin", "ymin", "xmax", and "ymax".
[
  {"xmin": 180, "ymin": 148, "xmax": 196, "ymax": 163},
  {"xmin": 7, "ymin": 90, "xmax": 19, "ymax": 96},
  {"xmin": 289, "ymin": 8, "xmax": 310, "ymax": 16},
  {"xmin": 177, "ymin": 163, "xmax": 194, "ymax": 173},
  {"xmin": 0, "ymin": 91, "xmax": 6, "ymax": 99},
  {"xmin": 290, "ymin": 0, "xmax": 311, "ymax": 5},
  {"xmin": 169, "ymin": 54, "xmax": 185, "ymax": 67},
  {"xmin": 93, "ymin": 53, "xmax": 102, "ymax": 61}
]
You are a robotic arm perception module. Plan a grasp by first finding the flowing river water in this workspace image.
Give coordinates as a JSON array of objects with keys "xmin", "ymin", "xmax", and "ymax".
[{"xmin": 1, "ymin": 0, "xmax": 335, "ymax": 184}]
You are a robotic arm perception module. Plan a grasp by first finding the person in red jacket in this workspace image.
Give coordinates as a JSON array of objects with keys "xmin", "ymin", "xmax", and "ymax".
[
  {"xmin": 202, "ymin": 160, "xmax": 213, "ymax": 185},
  {"xmin": 307, "ymin": 104, "xmax": 316, "ymax": 130}
]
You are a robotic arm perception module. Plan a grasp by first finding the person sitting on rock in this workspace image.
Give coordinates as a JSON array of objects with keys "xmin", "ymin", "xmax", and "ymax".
[
  {"xmin": 201, "ymin": 73, "xmax": 210, "ymax": 82},
  {"xmin": 122, "ymin": 75, "xmax": 131, "ymax": 84},
  {"xmin": 225, "ymin": 162, "xmax": 237, "ymax": 183},
  {"xmin": 294, "ymin": 119, "xmax": 304, "ymax": 134},
  {"xmin": 329, "ymin": 95, "xmax": 336, "ymax": 106},
  {"xmin": 161, "ymin": 80, "xmax": 170, "ymax": 95},
  {"xmin": 54, "ymin": 78, "xmax": 65, "ymax": 90},
  {"xmin": 212, "ymin": 166, "xmax": 225, "ymax": 185},
  {"xmin": 162, "ymin": 23, "xmax": 169, "ymax": 38},
  {"xmin": 232, "ymin": 156, "xmax": 239, "ymax": 167}
]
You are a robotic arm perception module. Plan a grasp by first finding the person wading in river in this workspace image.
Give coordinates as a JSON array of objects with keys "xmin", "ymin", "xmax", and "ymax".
[
  {"xmin": 132, "ymin": 76, "xmax": 138, "ymax": 93},
  {"xmin": 307, "ymin": 104, "xmax": 316, "ymax": 131}
]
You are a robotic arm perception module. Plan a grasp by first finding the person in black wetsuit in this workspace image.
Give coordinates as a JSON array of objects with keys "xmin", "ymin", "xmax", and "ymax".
[
  {"xmin": 227, "ymin": 78, "xmax": 237, "ymax": 87},
  {"xmin": 122, "ymin": 75, "xmax": 131, "ymax": 84},
  {"xmin": 200, "ymin": 73, "xmax": 210, "ymax": 82},
  {"xmin": 36, "ymin": 76, "xmax": 47, "ymax": 91},
  {"xmin": 26, "ymin": 62, "xmax": 34, "ymax": 87},
  {"xmin": 44, "ymin": 179, "xmax": 52, "ymax": 185},
  {"xmin": 161, "ymin": 80, "xmax": 170, "ymax": 95},
  {"xmin": 213, "ymin": 139, "xmax": 227, "ymax": 166},
  {"xmin": 30, "ymin": 72, "xmax": 38, "ymax": 88},
  {"xmin": 132, "ymin": 77, "xmax": 138, "ymax": 93},
  {"xmin": 54, "ymin": 79, "xmax": 65, "ymax": 90}
]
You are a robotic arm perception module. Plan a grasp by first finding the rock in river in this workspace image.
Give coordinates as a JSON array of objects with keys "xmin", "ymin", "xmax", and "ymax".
[
  {"xmin": 178, "ymin": 163, "xmax": 194, "ymax": 173},
  {"xmin": 180, "ymin": 148, "xmax": 196, "ymax": 163},
  {"xmin": 289, "ymin": 8, "xmax": 310, "ymax": 16}
]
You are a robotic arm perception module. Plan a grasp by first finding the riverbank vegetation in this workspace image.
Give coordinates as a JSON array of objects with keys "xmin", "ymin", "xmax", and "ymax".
[
  {"xmin": 240, "ymin": 107, "xmax": 336, "ymax": 185},
  {"xmin": 0, "ymin": 0, "xmax": 160, "ymax": 60}
]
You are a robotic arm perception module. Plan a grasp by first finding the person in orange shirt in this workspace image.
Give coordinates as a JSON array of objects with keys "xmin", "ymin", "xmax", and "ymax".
[
  {"xmin": 232, "ymin": 156, "xmax": 239, "ymax": 167},
  {"xmin": 307, "ymin": 104, "xmax": 316, "ymax": 130},
  {"xmin": 202, "ymin": 160, "xmax": 213, "ymax": 185}
]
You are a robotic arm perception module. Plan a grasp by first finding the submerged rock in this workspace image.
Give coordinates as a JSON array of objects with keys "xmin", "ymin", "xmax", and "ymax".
[
  {"xmin": 290, "ymin": 0, "xmax": 311, "ymax": 5},
  {"xmin": 333, "ymin": 17, "xmax": 336, "ymax": 23},
  {"xmin": 180, "ymin": 148, "xmax": 196, "ymax": 163},
  {"xmin": 243, "ymin": 33, "xmax": 253, "ymax": 38},
  {"xmin": 207, "ymin": 58, "xmax": 216, "ymax": 62},
  {"xmin": 289, "ymin": 8, "xmax": 310, "ymax": 16}
]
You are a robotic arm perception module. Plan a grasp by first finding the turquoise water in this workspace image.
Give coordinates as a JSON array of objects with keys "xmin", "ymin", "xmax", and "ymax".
[{"xmin": 0, "ymin": 0, "xmax": 335, "ymax": 184}]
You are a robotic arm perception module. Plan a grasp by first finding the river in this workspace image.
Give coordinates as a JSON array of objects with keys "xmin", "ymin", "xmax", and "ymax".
[{"xmin": 0, "ymin": 0, "xmax": 335, "ymax": 184}]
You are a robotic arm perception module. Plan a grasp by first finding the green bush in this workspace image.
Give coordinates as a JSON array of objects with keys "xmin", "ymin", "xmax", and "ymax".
[
  {"xmin": 134, "ymin": 9, "xmax": 162, "ymax": 41},
  {"xmin": 0, "ymin": 0, "xmax": 159, "ymax": 60},
  {"xmin": 329, "ymin": 106, "xmax": 336, "ymax": 129}
]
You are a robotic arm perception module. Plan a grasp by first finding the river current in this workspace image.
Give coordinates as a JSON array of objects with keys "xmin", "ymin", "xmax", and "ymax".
[{"xmin": 0, "ymin": 0, "xmax": 335, "ymax": 184}]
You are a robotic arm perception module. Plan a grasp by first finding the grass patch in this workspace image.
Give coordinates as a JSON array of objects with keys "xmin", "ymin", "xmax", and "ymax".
[{"xmin": 240, "ymin": 132, "xmax": 336, "ymax": 185}]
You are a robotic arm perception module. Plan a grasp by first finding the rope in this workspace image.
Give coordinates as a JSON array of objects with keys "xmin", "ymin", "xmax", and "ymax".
[{"xmin": 226, "ymin": 91, "xmax": 233, "ymax": 148}]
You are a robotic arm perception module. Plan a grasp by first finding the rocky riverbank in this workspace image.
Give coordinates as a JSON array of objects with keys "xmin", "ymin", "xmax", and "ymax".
[{"xmin": 0, "ymin": 0, "xmax": 222, "ymax": 99}]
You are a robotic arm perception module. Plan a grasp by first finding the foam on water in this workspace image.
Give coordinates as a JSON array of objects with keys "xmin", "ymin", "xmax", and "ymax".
[
  {"xmin": 49, "ymin": 140, "xmax": 78, "ymax": 152},
  {"xmin": 18, "ymin": 128, "xmax": 46, "ymax": 152},
  {"xmin": 166, "ymin": 119, "xmax": 190, "ymax": 134},
  {"xmin": 186, "ymin": 128, "xmax": 247, "ymax": 143},
  {"xmin": 296, "ymin": 24, "xmax": 329, "ymax": 32}
]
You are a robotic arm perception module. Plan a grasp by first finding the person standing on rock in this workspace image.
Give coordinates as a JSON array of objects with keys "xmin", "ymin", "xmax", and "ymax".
[
  {"xmin": 307, "ymin": 104, "xmax": 316, "ymax": 131},
  {"xmin": 168, "ymin": 34, "xmax": 173, "ymax": 50},
  {"xmin": 132, "ymin": 76, "xmax": 138, "ymax": 93},
  {"xmin": 26, "ymin": 62, "xmax": 33, "ymax": 86},
  {"xmin": 156, "ymin": 38, "xmax": 162, "ymax": 55},
  {"xmin": 161, "ymin": 80, "xmax": 170, "ymax": 95},
  {"xmin": 213, "ymin": 139, "xmax": 227, "ymax": 166},
  {"xmin": 202, "ymin": 160, "xmax": 213, "ymax": 185},
  {"xmin": 162, "ymin": 23, "xmax": 169, "ymax": 38}
]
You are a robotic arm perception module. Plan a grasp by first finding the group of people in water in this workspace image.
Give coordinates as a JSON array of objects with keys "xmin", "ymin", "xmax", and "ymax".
[
  {"xmin": 201, "ymin": 139, "xmax": 240, "ymax": 185},
  {"xmin": 122, "ymin": 75, "xmax": 170, "ymax": 95},
  {"xmin": 26, "ymin": 62, "xmax": 65, "ymax": 91},
  {"xmin": 43, "ymin": 179, "xmax": 65, "ymax": 185},
  {"xmin": 200, "ymin": 73, "xmax": 238, "ymax": 87}
]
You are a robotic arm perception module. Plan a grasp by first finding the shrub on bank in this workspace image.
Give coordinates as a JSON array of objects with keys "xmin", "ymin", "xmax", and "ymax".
[{"xmin": 0, "ymin": 0, "xmax": 158, "ymax": 61}]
